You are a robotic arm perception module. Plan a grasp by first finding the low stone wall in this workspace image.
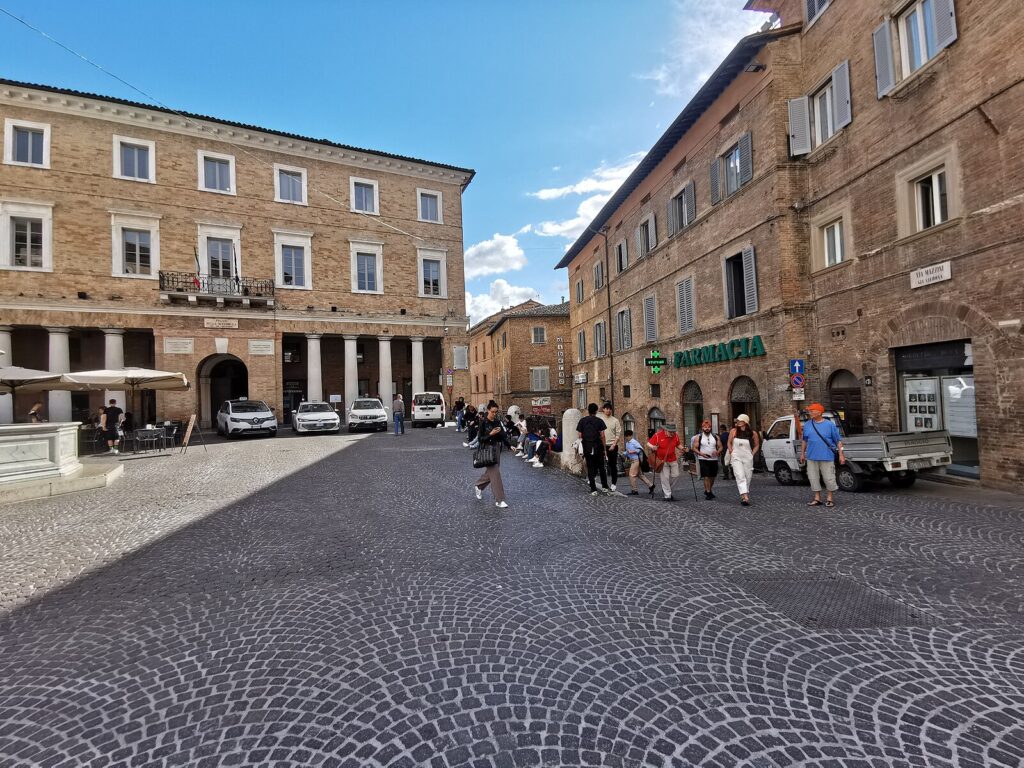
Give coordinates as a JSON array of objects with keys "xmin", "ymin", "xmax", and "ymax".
[{"xmin": 0, "ymin": 423, "xmax": 83, "ymax": 484}]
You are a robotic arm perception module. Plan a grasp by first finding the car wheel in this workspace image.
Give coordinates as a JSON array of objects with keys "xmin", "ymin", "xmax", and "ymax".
[
  {"xmin": 774, "ymin": 462, "xmax": 796, "ymax": 486},
  {"xmin": 836, "ymin": 465, "xmax": 862, "ymax": 493},
  {"xmin": 888, "ymin": 470, "xmax": 917, "ymax": 488}
]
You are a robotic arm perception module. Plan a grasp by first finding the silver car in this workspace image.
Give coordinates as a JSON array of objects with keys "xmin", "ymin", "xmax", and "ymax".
[
  {"xmin": 292, "ymin": 401, "xmax": 341, "ymax": 434},
  {"xmin": 216, "ymin": 398, "xmax": 278, "ymax": 438}
]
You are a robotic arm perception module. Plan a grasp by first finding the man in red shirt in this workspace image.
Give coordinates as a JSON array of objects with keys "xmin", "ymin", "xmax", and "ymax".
[{"xmin": 646, "ymin": 423, "xmax": 682, "ymax": 501}]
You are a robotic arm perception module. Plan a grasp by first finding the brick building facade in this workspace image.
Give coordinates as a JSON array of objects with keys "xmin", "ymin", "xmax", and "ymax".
[
  {"xmin": 467, "ymin": 300, "xmax": 540, "ymax": 408},
  {"xmin": 0, "ymin": 79, "xmax": 474, "ymax": 428},
  {"xmin": 559, "ymin": 0, "xmax": 1024, "ymax": 490}
]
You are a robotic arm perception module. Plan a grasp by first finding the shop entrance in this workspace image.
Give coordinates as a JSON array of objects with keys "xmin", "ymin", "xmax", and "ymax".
[
  {"xmin": 729, "ymin": 375, "xmax": 761, "ymax": 430},
  {"xmin": 198, "ymin": 354, "xmax": 248, "ymax": 428},
  {"xmin": 828, "ymin": 369, "xmax": 864, "ymax": 434},
  {"xmin": 681, "ymin": 380, "xmax": 704, "ymax": 446},
  {"xmin": 894, "ymin": 340, "xmax": 977, "ymax": 477}
]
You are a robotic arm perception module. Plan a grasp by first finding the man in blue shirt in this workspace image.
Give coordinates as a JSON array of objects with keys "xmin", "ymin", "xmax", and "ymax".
[{"xmin": 799, "ymin": 402, "xmax": 845, "ymax": 507}]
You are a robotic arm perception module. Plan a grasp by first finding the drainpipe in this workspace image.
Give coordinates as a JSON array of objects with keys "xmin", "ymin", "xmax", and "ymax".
[{"xmin": 585, "ymin": 225, "xmax": 615, "ymax": 405}]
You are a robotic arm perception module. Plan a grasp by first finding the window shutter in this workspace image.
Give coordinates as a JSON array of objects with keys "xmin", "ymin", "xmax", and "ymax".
[
  {"xmin": 832, "ymin": 60, "xmax": 852, "ymax": 129},
  {"xmin": 635, "ymin": 226, "xmax": 643, "ymax": 258},
  {"xmin": 677, "ymin": 277, "xmax": 694, "ymax": 333},
  {"xmin": 742, "ymin": 245, "xmax": 758, "ymax": 314},
  {"xmin": 788, "ymin": 96, "xmax": 812, "ymax": 156},
  {"xmin": 611, "ymin": 317, "xmax": 619, "ymax": 353},
  {"xmin": 649, "ymin": 215, "xmax": 657, "ymax": 249},
  {"xmin": 873, "ymin": 22, "xmax": 896, "ymax": 98},
  {"xmin": 805, "ymin": 0, "xmax": 817, "ymax": 21},
  {"xmin": 644, "ymin": 295, "xmax": 657, "ymax": 342},
  {"xmin": 738, "ymin": 132, "xmax": 753, "ymax": 185},
  {"xmin": 624, "ymin": 309, "xmax": 632, "ymax": 350},
  {"xmin": 710, "ymin": 159, "xmax": 721, "ymax": 205},
  {"xmin": 684, "ymin": 181, "xmax": 696, "ymax": 226},
  {"xmin": 621, "ymin": 240, "xmax": 628, "ymax": 270},
  {"xmin": 932, "ymin": 0, "xmax": 958, "ymax": 51},
  {"xmin": 579, "ymin": 330, "xmax": 586, "ymax": 361},
  {"xmin": 667, "ymin": 196, "xmax": 678, "ymax": 237}
]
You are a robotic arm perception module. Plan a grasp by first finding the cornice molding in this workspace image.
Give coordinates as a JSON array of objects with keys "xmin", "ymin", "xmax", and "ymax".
[{"xmin": 0, "ymin": 85, "xmax": 473, "ymax": 188}]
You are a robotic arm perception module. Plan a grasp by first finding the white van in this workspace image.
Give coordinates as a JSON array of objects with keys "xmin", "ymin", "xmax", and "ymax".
[{"xmin": 411, "ymin": 392, "xmax": 446, "ymax": 428}]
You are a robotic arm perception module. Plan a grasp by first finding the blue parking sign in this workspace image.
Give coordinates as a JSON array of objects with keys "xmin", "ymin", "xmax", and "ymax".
[{"xmin": 789, "ymin": 359, "xmax": 805, "ymax": 375}]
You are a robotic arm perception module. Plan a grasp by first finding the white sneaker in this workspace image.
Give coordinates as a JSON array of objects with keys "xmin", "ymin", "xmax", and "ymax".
[
  {"xmin": 475, "ymin": 487, "xmax": 483, "ymax": 500},
  {"xmin": 495, "ymin": 501, "xmax": 509, "ymax": 509},
  {"xmin": 600, "ymin": 486, "xmax": 613, "ymax": 494},
  {"xmin": 608, "ymin": 483, "xmax": 617, "ymax": 492},
  {"xmin": 112, "ymin": 449, "xmax": 119, "ymax": 455},
  {"xmin": 462, "ymin": 442, "xmax": 470, "ymax": 447},
  {"xmin": 532, "ymin": 461, "xmax": 543, "ymax": 468}
]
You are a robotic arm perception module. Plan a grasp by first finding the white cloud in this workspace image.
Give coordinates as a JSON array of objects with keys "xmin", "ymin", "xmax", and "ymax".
[
  {"xmin": 535, "ymin": 194, "xmax": 611, "ymax": 241},
  {"xmin": 463, "ymin": 231, "xmax": 528, "ymax": 279},
  {"xmin": 636, "ymin": 0, "xmax": 765, "ymax": 99},
  {"xmin": 529, "ymin": 154, "xmax": 643, "ymax": 201},
  {"xmin": 466, "ymin": 279, "xmax": 541, "ymax": 324}
]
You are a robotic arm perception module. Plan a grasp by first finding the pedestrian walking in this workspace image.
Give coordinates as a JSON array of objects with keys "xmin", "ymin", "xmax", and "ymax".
[
  {"xmin": 691, "ymin": 419, "xmax": 722, "ymax": 500},
  {"xmin": 623, "ymin": 429, "xmax": 654, "ymax": 495},
  {"xmin": 719, "ymin": 424, "xmax": 733, "ymax": 480},
  {"xmin": 577, "ymin": 403, "xmax": 612, "ymax": 495},
  {"xmin": 473, "ymin": 401, "xmax": 509, "ymax": 508},
  {"xmin": 800, "ymin": 402, "xmax": 845, "ymax": 507},
  {"xmin": 454, "ymin": 397, "xmax": 466, "ymax": 432},
  {"xmin": 601, "ymin": 401, "xmax": 622, "ymax": 492},
  {"xmin": 462, "ymin": 404, "xmax": 479, "ymax": 446},
  {"xmin": 100, "ymin": 398, "xmax": 123, "ymax": 455},
  {"xmin": 647, "ymin": 423, "xmax": 682, "ymax": 500},
  {"xmin": 392, "ymin": 394, "xmax": 405, "ymax": 435},
  {"xmin": 727, "ymin": 414, "xmax": 760, "ymax": 506}
]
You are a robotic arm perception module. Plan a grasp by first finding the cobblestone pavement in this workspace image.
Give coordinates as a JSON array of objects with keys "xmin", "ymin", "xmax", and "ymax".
[{"xmin": 1, "ymin": 428, "xmax": 1023, "ymax": 768}]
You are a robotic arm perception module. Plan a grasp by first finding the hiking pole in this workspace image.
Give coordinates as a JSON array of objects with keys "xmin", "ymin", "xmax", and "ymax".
[{"xmin": 686, "ymin": 457, "xmax": 699, "ymax": 501}]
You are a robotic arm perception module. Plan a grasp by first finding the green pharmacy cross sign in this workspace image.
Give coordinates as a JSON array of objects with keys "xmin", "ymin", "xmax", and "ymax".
[{"xmin": 644, "ymin": 350, "xmax": 667, "ymax": 374}]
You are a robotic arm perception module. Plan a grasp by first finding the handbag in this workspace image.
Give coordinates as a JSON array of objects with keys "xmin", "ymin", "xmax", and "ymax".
[
  {"xmin": 473, "ymin": 442, "xmax": 499, "ymax": 468},
  {"xmin": 723, "ymin": 450, "xmax": 732, "ymax": 466},
  {"xmin": 573, "ymin": 438, "xmax": 584, "ymax": 456}
]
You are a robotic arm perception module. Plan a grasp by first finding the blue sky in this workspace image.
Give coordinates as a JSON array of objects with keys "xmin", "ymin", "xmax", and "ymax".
[{"xmin": 1, "ymin": 0, "xmax": 766, "ymax": 321}]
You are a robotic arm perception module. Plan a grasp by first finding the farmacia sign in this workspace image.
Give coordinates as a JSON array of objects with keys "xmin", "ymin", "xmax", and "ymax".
[{"xmin": 674, "ymin": 335, "xmax": 766, "ymax": 368}]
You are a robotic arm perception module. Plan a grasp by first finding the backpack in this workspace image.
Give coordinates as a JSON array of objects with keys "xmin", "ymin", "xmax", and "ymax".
[{"xmin": 579, "ymin": 417, "xmax": 602, "ymax": 444}]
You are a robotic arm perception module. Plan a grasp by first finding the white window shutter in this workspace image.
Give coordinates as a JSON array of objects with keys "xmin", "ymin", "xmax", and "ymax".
[
  {"xmin": 832, "ymin": 60, "xmax": 852, "ymax": 129},
  {"xmin": 788, "ymin": 96, "xmax": 812, "ymax": 156},
  {"xmin": 684, "ymin": 181, "xmax": 696, "ymax": 226},
  {"xmin": 710, "ymin": 160, "xmax": 721, "ymax": 205},
  {"xmin": 742, "ymin": 245, "xmax": 758, "ymax": 314},
  {"xmin": 873, "ymin": 22, "xmax": 896, "ymax": 98},
  {"xmin": 739, "ymin": 132, "xmax": 753, "ymax": 185},
  {"xmin": 644, "ymin": 295, "xmax": 657, "ymax": 342},
  {"xmin": 621, "ymin": 240, "xmax": 628, "ymax": 270},
  {"xmin": 933, "ymin": 0, "xmax": 958, "ymax": 51},
  {"xmin": 649, "ymin": 215, "xmax": 657, "ymax": 248},
  {"xmin": 667, "ymin": 196, "xmax": 678, "ymax": 237},
  {"xmin": 635, "ymin": 227, "xmax": 643, "ymax": 258}
]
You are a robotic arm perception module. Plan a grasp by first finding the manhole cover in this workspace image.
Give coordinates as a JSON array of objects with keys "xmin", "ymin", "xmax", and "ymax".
[{"xmin": 730, "ymin": 572, "xmax": 937, "ymax": 630}]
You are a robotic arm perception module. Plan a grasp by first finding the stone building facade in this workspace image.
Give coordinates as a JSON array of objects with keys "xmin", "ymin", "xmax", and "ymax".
[
  {"xmin": 486, "ymin": 302, "xmax": 572, "ymax": 417},
  {"xmin": 0, "ymin": 79, "xmax": 474, "ymax": 427},
  {"xmin": 559, "ymin": 0, "xmax": 1024, "ymax": 489},
  {"xmin": 467, "ymin": 300, "xmax": 540, "ymax": 408}
]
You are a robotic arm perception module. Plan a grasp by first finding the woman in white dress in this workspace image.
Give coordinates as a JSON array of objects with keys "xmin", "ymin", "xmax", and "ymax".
[{"xmin": 727, "ymin": 413, "xmax": 760, "ymax": 506}]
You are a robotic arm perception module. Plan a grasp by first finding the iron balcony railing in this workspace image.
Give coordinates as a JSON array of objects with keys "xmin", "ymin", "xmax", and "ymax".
[{"xmin": 158, "ymin": 271, "xmax": 275, "ymax": 297}]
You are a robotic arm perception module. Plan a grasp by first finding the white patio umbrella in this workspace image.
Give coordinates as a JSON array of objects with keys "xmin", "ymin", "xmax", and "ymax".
[
  {"xmin": 0, "ymin": 366, "xmax": 88, "ymax": 423},
  {"xmin": 64, "ymin": 367, "xmax": 191, "ymax": 419}
]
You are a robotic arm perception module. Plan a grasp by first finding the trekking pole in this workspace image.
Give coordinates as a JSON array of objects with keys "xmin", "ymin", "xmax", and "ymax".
[{"xmin": 686, "ymin": 456, "xmax": 699, "ymax": 501}]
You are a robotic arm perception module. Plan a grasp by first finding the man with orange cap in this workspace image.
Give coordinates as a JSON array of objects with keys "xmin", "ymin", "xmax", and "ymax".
[{"xmin": 800, "ymin": 402, "xmax": 845, "ymax": 507}]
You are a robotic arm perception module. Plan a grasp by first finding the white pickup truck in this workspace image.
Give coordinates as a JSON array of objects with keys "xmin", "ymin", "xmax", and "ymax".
[{"xmin": 761, "ymin": 412, "xmax": 953, "ymax": 492}]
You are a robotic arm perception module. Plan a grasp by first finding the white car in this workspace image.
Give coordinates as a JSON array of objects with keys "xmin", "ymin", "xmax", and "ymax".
[
  {"xmin": 411, "ymin": 392, "xmax": 446, "ymax": 428},
  {"xmin": 347, "ymin": 398, "xmax": 388, "ymax": 432},
  {"xmin": 216, "ymin": 398, "xmax": 278, "ymax": 438},
  {"xmin": 291, "ymin": 401, "xmax": 341, "ymax": 434}
]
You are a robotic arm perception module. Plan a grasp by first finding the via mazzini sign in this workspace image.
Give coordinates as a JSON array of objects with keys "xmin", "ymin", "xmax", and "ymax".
[
  {"xmin": 910, "ymin": 261, "xmax": 952, "ymax": 289},
  {"xmin": 674, "ymin": 335, "xmax": 766, "ymax": 368}
]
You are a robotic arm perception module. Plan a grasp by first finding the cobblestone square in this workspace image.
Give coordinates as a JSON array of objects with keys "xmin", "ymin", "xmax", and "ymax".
[{"xmin": 1, "ymin": 429, "xmax": 1022, "ymax": 767}]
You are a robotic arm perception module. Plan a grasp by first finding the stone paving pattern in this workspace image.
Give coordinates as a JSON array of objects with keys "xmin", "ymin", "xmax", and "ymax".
[{"xmin": 1, "ymin": 429, "xmax": 1023, "ymax": 767}]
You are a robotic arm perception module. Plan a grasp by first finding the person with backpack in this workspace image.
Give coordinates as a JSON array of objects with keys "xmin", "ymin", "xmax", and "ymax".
[
  {"xmin": 623, "ymin": 429, "xmax": 654, "ymax": 496},
  {"xmin": 577, "ymin": 403, "xmax": 611, "ymax": 495},
  {"xmin": 691, "ymin": 419, "xmax": 722, "ymax": 500},
  {"xmin": 800, "ymin": 402, "xmax": 845, "ymax": 508}
]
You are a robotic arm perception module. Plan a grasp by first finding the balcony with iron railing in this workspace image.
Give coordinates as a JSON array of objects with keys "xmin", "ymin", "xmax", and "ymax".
[{"xmin": 158, "ymin": 271, "xmax": 275, "ymax": 308}]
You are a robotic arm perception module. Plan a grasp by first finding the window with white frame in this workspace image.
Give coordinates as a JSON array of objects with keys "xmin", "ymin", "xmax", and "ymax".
[
  {"xmin": 724, "ymin": 145, "xmax": 742, "ymax": 196},
  {"xmin": 273, "ymin": 229, "xmax": 313, "ymax": 289},
  {"xmin": 417, "ymin": 248, "xmax": 448, "ymax": 297},
  {"xmin": 668, "ymin": 181, "xmax": 695, "ymax": 235},
  {"xmin": 725, "ymin": 246, "xmax": 758, "ymax": 319},
  {"xmin": 274, "ymin": 164, "xmax": 307, "ymax": 205},
  {"xmin": 806, "ymin": 0, "xmax": 830, "ymax": 23},
  {"xmin": 1, "ymin": 201, "xmax": 53, "ymax": 271},
  {"xmin": 530, "ymin": 367, "xmax": 550, "ymax": 392},
  {"xmin": 197, "ymin": 223, "xmax": 241, "ymax": 289},
  {"xmin": 113, "ymin": 135, "xmax": 155, "ymax": 182},
  {"xmin": 350, "ymin": 239, "xmax": 383, "ymax": 293},
  {"xmin": 788, "ymin": 62, "xmax": 851, "ymax": 156},
  {"xmin": 636, "ymin": 214, "xmax": 657, "ymax": 258},
  {"xmin": 901, "ymin": 0, "xmax": 944, "ymax": 74},
  {"xmin": 593, "ymin": 260, "xmax": 604, "ymax": 290},
  {"xmin": 576, "ymin": 388, "xmax": 586, "ymax": 410},
  {"xmin": 577, "ymin": 329, "xmax": 587, "ymax": 361},
  {"xmin": 913, "ymin": 167, "xmax": 948, "ymax": 231},
  {"xmin": 198, "ymin": 151, "xmax": 235, "ymax": 194},
  {"xmin": 110, "ymin": 211, "xmax": 160, "ymax": 278},
  {"xmin": 823, "ymin": 218, "xmax": 845, "ymax": 266},
  {"xmin": 575, "ymin": 278, "xmax": 584, "ymax": 304},
  {"xmin": 812, "ymin": 81, "xmax": 836, "ymax": 147},
  {"xmin": 874, "ymin": 1, "xmax": 957, "ymax": 98},
  {"xmin": 4, "ymin": 119, "xmax": 50, "ymax": 168},
  {"xmin": 417, "ymin": 189, "xmax": 442, "ymax": 223},
  {"xmin": 615, "ymin": 240, "xmax": 628, "ymax": 273},
  {"xmin": 594, "ymin": 321, "xmax": 607, "ymax": 357},
  {"xmin": 532, "ymin": 326, "xmax": 546, "ymax": 344},
  {"xmin": 351, "ymin": 177, "xmax": 379, "ymax": 214},
  {"xmin": 711, "ymin": 133, "xmax": 753, "ymax": 203},
  {"xmin": 614, "ymin": 309, "xmax": 632, "ymax": 351}
]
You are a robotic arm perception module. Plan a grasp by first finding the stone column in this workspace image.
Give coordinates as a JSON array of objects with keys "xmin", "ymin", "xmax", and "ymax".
[
  {"xmin": 344, "ymin": 335, "xmax": 359, "ymax": 411},
  {"xmin": 103, "ymin": 328, "xmax": 126, "ymax": 410},
  {"xmin": 306, "ymin": 333, "xmax": 323, "ymax": 402},
  {"xmin": 47, "ymin": 327, "xmax": 72, "ymax": 422},
  {"xmin": 410, "ymin": 337, "xmax": 425, "ymax": 396},
  {"xmin": 0, "ymin": 326, "xmax": 12, "ymax": 424},
  {"xmin": 378, "ymin": 336, "xmax": 393, "ymax": 415}
]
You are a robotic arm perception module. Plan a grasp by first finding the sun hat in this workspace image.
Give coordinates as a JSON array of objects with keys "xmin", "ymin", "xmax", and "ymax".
[
  {"xmin": 807, "ymin": 402, "xmax": 825, "ymax": 413},
  {"xmin": 663, "ymin": 423, "xmax": 678, "ymax": 432},
  {"xmin": 735, "ymin": 414, "xmax": 750, "ymax": 425}
]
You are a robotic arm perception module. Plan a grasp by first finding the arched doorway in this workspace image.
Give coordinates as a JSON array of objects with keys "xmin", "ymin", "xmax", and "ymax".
[
  {"xmin": 198, "ymin": 354, "xmax": 248, "ymax": 427},
  {"xmin": 647, "ymin": 407, "xmax": 666, "ymax": 439},
  {"xmin": 681, "ymin": 380, "xmax": 704, "ymax": 445},
  {"xmin": 828, "ymin": 369, "xmax": 863, "ymax": 434},
  {"xmin": 730, "ymin": 375, "xmax": 760, "ymax": 430}
]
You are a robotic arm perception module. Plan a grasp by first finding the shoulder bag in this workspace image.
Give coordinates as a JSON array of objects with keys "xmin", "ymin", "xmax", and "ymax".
[{"xmin": 473, "ymin": 441, "xmax": 499, "ymax": 468}]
